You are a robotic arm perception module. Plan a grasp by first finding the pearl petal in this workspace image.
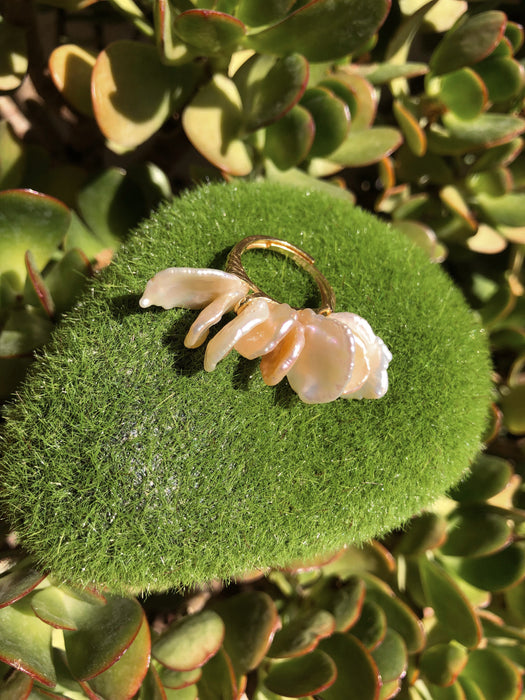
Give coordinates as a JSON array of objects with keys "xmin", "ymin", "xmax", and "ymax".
[
  {"xmin": 139, "ymin": 268, "xmax": 248, "ymax": 310},
  {"xmin": 260, "ymin": 321, "xmax": 305, "ymax": 386},
  {"xmin": 331, "ymin": 312, "xmax": 371, "ymax": 395},
  {"xmin": 204, "ymin": 298, "xmax": 270, "ymax": 372},
  {"xmin": 286, "ymin": 309, "xmax": 355, "ymax": 404},
  {"xmin": 235, "ymin": 303, "xmax": 298, "ymax": 360},
  {"xmin": 184, "ymin": 288, "xmax": 247, "ymax": 349}
]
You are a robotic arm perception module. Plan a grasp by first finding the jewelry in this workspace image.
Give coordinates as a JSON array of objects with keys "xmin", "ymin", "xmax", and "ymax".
[{"xmin": 139, "ymin": 236, "xmax": 391, "ymax": 404}]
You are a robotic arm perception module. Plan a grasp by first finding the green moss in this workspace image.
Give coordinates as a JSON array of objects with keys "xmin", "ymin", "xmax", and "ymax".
[{"xmin": 0, "ymin": 181, "xmax": 491, "ymax": 593}]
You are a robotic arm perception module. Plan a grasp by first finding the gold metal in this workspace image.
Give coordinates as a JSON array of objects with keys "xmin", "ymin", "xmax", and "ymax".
[{"xmin": 226, "ymin": 236, "xmax": 336, "ymax": 315}]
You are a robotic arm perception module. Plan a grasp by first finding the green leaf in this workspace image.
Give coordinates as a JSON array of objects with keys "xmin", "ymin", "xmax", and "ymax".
[
  {"xmin": 476, "ymin": 193, "xmax": 525, "ymax": 229},
  {"xmin": 268, "ymin": 609, "xmax": 335, "ymax": 659},
  {"xmin": 164, "ymin": 684, "xmax": 198, "ymax": 699},
  {"xmin": 455, "ymin": 542, "xmax": 525, "ymax": 591},
  {"xmin": 441, "ymin": 505, "xmax": 512, "ymax": 558},
  {"xmin": 393, "ymin": 99, "xmax": 426, "ymax": 156},
  {"xmin": 461, "ymin": 648, "xmax": 522, "ymax": 700},
  {"xmin": 371, "ymin": 628, "xmax": 407, "ymax": 683},
  {"xmin": 0, "ymin": 189, "xmax": 70, "ymax": 290},
  {"xmin": 84, "ymin": 614, "xmax": 150, "ymax": 700},
  {"xmin": 182, "ymin": 73, "xmax": 253, "ymax": 175},
  {"xmin": 428, "ymin": 113, "xmax": 525, "ymax": 155},
  {"xmin": 30, "ymin": 585, "xmax": 105, "ymax": 631},
  {"xmin": 362, "ymin": 577, "xmax": 425, "ymax": 653},
  {"xmin": 0, "ymin": 121, "xmax": 26, "ymax": 190},
  {"xmin": 0, "ymin": 309, "xmax": 53, "ymax": 359},
  {"xmin": 427, "ymin": 680, "xmax": 471, "ymax": 700},
  {"xmin": 324, "ymin": 72, "xmax": 377, "ymax": 131},
  {"xmin": 43, "ymin": 249, "xmax": 92, "ymax": 317},
  {"xmin": 63, "ymin": 596, "xmax": 144, "ymax": 681},
  {"xmin": 0, "ymin": 17, "xmax": 28, "ymax": 91},
  {"xmin": 63, "ymin": 212, "xmax": 108, "ymax": 260},
  {"xmin": 418, "ymin": 558, "xmax": 481, "ymax": 648},
  {"xmin": 264, "ymin": 649, "xmax": 337, "ymax": 697},
  {"xmin": 214, "ymin": 591, "xmax": 279, "ymax": 677},
  {"xmin": 264, "ymin": 105, "xmax": 314, "ymax": 170},
  {"xmin": 48, "ymin": 44, "xmax": 96, "ymax": 117},
  {"xmin": 457, "ymin": 677, "xmax": 485, "ymax": 700},
  {"xmin": 76, "ymin": 168, "xmax": 148, "ymax": 248},
  {"xmin": 92, "ymin": 40, "xmax": 193, "ymax": 150},
  {"xmin": 159, "ymin": 667, "xmax": 202, "ymax": 690},
  {"xmin": 264, "ymin": 160, "xmax": 355, "ymax": 202},
  {"xmin": 196, "ymin": 647, "xmax": 236, "ymax": 700},
  {"xmin": 0, "ymin": 596, "xmax": 55, "ymax": 687},
  {"xmin": 0, "ymin": 669, "xmax": 33, "ymax": 698},
  {"xmin": 500, "ymin": 384, "xmax": 525, "ymax": 435},
  {"xmin": 236, "ymin": 0, "xmax": 294, "ymax": 26},
  {"xmin": 0, "ymin": 559, "xmax": 46, "ymax": 608},
  {"xmin": 396, "ymin": 512, "xmax": 447, "ymax": 556},
  {"xmin": 475, "ymin": 57, "xmax": 525, "ymax": 103},
  {"xmin": 233, "ymin": 53, "xmax": 308, "ymax": 131},
  {"xmin": 301, "ymin": 87, "xmax": 350, "ymax": 157},
  {"xmin": 137, "ymin": 666, "xmax": 165, "ymax": 700},
  {"xmin": 330, "ymin": 127, "xmax": 403, "ymax": 167},
  {"xmin": 357, "ymin": 62, "xmax": 428, "ymax": 84},
  {"xmin": 448, "ymin": 454, "xmax": 512, "ymax": 503},
  {"xmin": 505, "ymin": 21, "xmax": 524, "ymax": 54},
  {"xmin": 310, "ymin": 576, "xmax": 366, "ymax": 632},
  {"xmin": 152, "ymin": 609, "xmax": 225, "ymax": 672},
  {"xmin": 174, "ymin": 10, "xmax": 246, "ymax": 55},
  {"xmin": 246, "ymin": 0, "xmax": 390, "ymax": 62},
  {"xmin": 430, "ymin": 11, "xmax": 507, "ymax": 76},
  {"xmin": 321, "ymin": 542, "xmax": 395, "ymax": 582},
  {"xmin": 155, "ymin": 0, "xmax": 198, "ymax": 65},
  {"xmin": 318, "ymin": 633, "xmax": 380, "ymax": 700},
  {"xmin": 24, "ymin": 250, "xmax": 55, "ymax": 319},
  {"xmin": 348, "ymin": 599, "xmax": 387, "ymax": 650},
  {"xmin": 427, "ymin": 68, "xmax": 487, "ymax": 120},
  {"xmin": 420, "ymin": 642, "xmax": 468, "ymax": 687}
]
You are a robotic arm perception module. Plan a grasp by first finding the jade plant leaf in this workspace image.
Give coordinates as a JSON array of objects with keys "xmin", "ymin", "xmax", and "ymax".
[
  {"xmin": 264, "ymin": 649, "xmax": 337, "ymax": 697},
  {"xmin": 393, "ymin": 99, "xmax": 426, "ymax": 156},
  {"xmin": 500, "ymin": 385, "xmax": 525, "ymax": 435},
  {"xmin": 30, "ymin": 586, "xmax": 105, "ymax": 631},
  {"xmin": 83, "ymin": 613, "xmax": 150, "ymax": 700},
  {"xmin": 349, "ymin": 600, "xmax": 387, "ymax": 650},
  {"xmin": 0, "ymin": 596, "xmax": 55, "ymax": 687},
  {"xmin": 476, "ymin": 193, "xmax": 525, "ymax": 228},
  {"xmin": 0, "ymin": 309, "xmax": 53, "ymax": 359},
  {"xmin": 152, "ymin": 609, "xmax": 225, "ymax": 672},
  {"xmin": 441, "ymin": 506, "xmax": 512, "ymax": 558},
  {"xmin": 322, "ymin": 542, "xmax": 395, "ymax": 581},
  {"xmin": 0, "ymin": 190, "xmax": 70, "ymax": 290},
  {"xmin": 63, "ymin": 596, "xmax": 144, "ymax": 680},
  {"xmin": 326, "ymin": 72, "xmax": 377, "ymax": 131},
  {"xmin": 0, "ymin": 17, "xmax": 28, "ymax": 91},
  {"xmin": 474, "ymin": 57, "xmax": 525, "ymax": 103},
  {"xmin": 264, "ymin": 105, "xmax": 314, "ymax": 170},
  {"xmin": 246, "ymin": 0, "xmax": 390, "ymax": 62},
  {"xmin": 427, "ymin": 679, "xmax": 470, "ymax": 700},
  {"xmin": 48, "ymin": 44, "xmax": 96, "ymax": 117},
  {"xmin": 43, "ymin": 249, "xmax": 92, "ymax": 317},
  {"xmin": 300, "ymin": 87, "xmax": 350, "ymax": 158},
  {"xmin": 0, "ymin": 669, "xmax": 33, "ymax": 698},
  {"xmin": 358, "ymin": 62, "xmax": 428, "ymax": 84},
  {"xmin": 454, "ymin": 542, "xmax": 525, "ymax": 591},
  {"xmin": 174, "ymin": 10, "xmax": 246, "ymax": 55},
  {"xmin": 155, "ymin": 0, "xmax": 197, "ymax": 65},
  {"xmin": 311, "ymin": 576, "xmax": 366, "ymax": 632},
  {"xmin": 460, "ymin": 648, "xmax": 522, "ymax": 700},
  {"xmin": 330, "ymin": 127, "xmax": 403, "ymax": 167},
  {"xmin": 91, "ymin": 40, "xmax": 192, "ymax": 150},
  {"xmin": 0, "ymin": 559, "xmax": 46, "ymax": 608},
  {"xmin": 267, "ymin": 609, "xmax": 336, "ymax": 658},
  {"xmin": 24, "ymin": 250, "xmax": 55, "ymax": 318},
  {"xmin": 448, "ymin": 454, "xmax": 512, "ymax": 503},
  {"xmin": 427, "ymin": 68, "xmax": 487, "ymax": 120},
  {"xmin": 196, "ymin": 648, "xmax": 236, "ymax": 700},
  {"xmin": 371, "ymin": 628, "xmax": 407, "ymax": 683},
  {"xmin": 418, "ymin": 558, "xmax": 481, "ymax": 649},
  {"xmin": 233, "ymin": 53, "xmax": 309, "ymax": 132},
  {"xmin": 137, "ymin": 666, "xmax": 165, "ymax": 700},
  {"xmin": 214, "ymin": 591, "xmax": 280, "ymax": 677},
  {"xmin": 420, "ymin": 642, "xmax": 468, "ymax": 687},
  {"xmin": 159, "ymin": 667, "xmax": 202, "ymax": 690},
  {"xmin": 0, "ymin": 121, "xmax": 26, "ymax": 190},
  {"xmin": 429, "ymin": 11, "xmax": 507, "ymax": 76},
  {"xmin": 182, "ymin": 73, "xmax": 253, "ymax": 175},
  {"xmin": 396, "ymin": 512, "xmax": 447, "ymax": 556},
  {"xmin": 235, "ymin": 0, "xmax": 294, "ymax": 26},
  {"xmin": 428, "ymin": 113, "xmax": 525, "ymax": 155},
  {"xmin": 318, "ymin": 633, "xmax": 379, "ymax": 700}
]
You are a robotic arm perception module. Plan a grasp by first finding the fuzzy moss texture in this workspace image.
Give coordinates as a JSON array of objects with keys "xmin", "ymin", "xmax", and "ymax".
[{"xmin": 1, "ymin": 181, "xmax": 491, "ymax": 594}]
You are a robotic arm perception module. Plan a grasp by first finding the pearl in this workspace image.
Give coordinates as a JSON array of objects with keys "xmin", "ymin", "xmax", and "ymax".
[
  {"xmin": 204, "ymin": 298, "xmax": 270, "ymax": 372},
  {"xmin": 286, "ymin": 309, "xmax": 355, "ymax": 404},
  {"xmin": 260, "ymin": 322, "xmax": 305, "ymax": 386},
  {"xmin": 184, "ymin": 289, "xmax": 248, "ymax": 348},
  {"xmin": 235, "ymin": 302, "xmax": 298, "ymax": 360}
]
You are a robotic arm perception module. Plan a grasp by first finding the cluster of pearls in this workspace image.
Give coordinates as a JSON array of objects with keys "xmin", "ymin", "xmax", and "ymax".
[{"xmin": 139, "ymin": 267, "xmax": 392, "ymax": 405}]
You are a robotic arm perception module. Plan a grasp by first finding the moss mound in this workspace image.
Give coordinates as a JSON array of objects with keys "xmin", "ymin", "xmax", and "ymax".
[{"xmin": 0, "ymin": 181, "xmax": 491, "ymax": 593}]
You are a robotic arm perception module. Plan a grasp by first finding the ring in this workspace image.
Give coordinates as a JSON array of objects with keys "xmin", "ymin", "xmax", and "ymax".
[{"xmin": 139, "ymin": 236, "xmax": 391, "ymax": 404}]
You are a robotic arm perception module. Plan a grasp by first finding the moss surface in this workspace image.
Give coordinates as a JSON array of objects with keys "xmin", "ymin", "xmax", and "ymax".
[{"xmin": 1, "ymin": 181, "xmax": 491, "ymax": 593}]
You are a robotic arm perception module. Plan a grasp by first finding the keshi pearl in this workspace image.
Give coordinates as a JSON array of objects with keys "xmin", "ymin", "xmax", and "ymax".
[
  {"xmin": 204, "ymin": 298, "xmax": 270, "ymax": 372},
  {"xmin": 235, "ymin": 302, "xmax": 298, "ymax": 360},
  {"xmin": 260, "ymin": 322, "xmax": 305, "ymax": 386},
  {"xmin": 139, "ymin": 268, "xmax": 248, "ymax": 310},
  {"xmin": 184, "ymin": 288, "xmax": 248, "ymax": 348},
  {"xmin": 286, "ymin": 309, "xmax": 355, "ymax": 404},
  {"xmin": 331, "ymin": 312, "xmax": 372, "ymax": 395}
]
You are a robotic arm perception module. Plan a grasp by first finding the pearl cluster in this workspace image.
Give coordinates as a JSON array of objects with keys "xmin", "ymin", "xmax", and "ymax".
[{"xmin": 140, "ymin": 267, "xmax": 391, "ymax": 404}]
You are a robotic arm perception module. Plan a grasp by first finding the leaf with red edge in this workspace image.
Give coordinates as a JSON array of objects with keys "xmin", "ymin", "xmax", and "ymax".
[
  {"xmin": 311, "ymin": 575, "xmax": 366, "ymax": 632},
  {"xmin": 0, "ymin": 596, "xmax": 55, "ymax": 688},
  {"xmin": 136, "ymin": 665, "xmax": 165, "ymax": 700},
  {"xmin": 48, "ymin": 44, "xmax": 96, "ymax": 117},
  {"xmin": 264, "ymin": 649, "xmax": 337, "ymax": 698},
  {"xmin": 63, "ymin": 596, "xmax": 144, "ymax": 681},
  {"xmin": 44, "ymin": 249, "xmax": 92, "ymax": 317},
  {"xmin": 174, "ymin": 10, "xmax": 246, "ymax": 55},
  {"xmin": 460, "ymin": 648, "xmax": 522, "ymax": 700},
  {"xmin": 24, "ymin": 251, "xmax": 55, "ymax": 319},
  {"xmin": 0, "ymin": 558, "xmax": 47, "ymax": 608},
  {"xmin": 267, "ymin": 609, "xmax": 336, "ymax": 658},
  {"xmin": 264, "ymin": 104, "xmax": 315, "ymax": 170},
  {"xmin": 214, "ymin": 591, "xmax": 280, "ymax": 677},
  {"xmin": 0, "ymin": 668, "xmax": 33, "ymax": 699},
  {"xmin": 349, "ymin": 600, "xmax": 387, "ymax": 651},
  {"xmin": 159, "ymin": 666, "xmax": 202, "ymax": 690},
  {"xmin": 300, "ymin": 87, "xmax": 350, "ymax": 158},
  {"xmin": 152, "ymin": 609, "xmax": 225, "ymax": 672},
  {"xmin": 420, "ymin": 641, "xmax": 468, "ymax": 687},
  {"xmin": 318, "ymin": 633, "xmax": 380, "ymax": 700},
  {"xmin": 233, "ymin": 53, "xmax": 309, "ymax": 131},
  {"xmin": 331, "ymin": 127, "xmax": 403, "ymax": 167},
  {"xmin": 82, "ymin": 612, "xmax": 150, "ymax": 700},
  {"xmin": 246, "ymin": 0, "xmax": 391, "ymax": 62},
  {"xmin": 197, "ymin": 647, "xmax": 237, "ymax": 700}
]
